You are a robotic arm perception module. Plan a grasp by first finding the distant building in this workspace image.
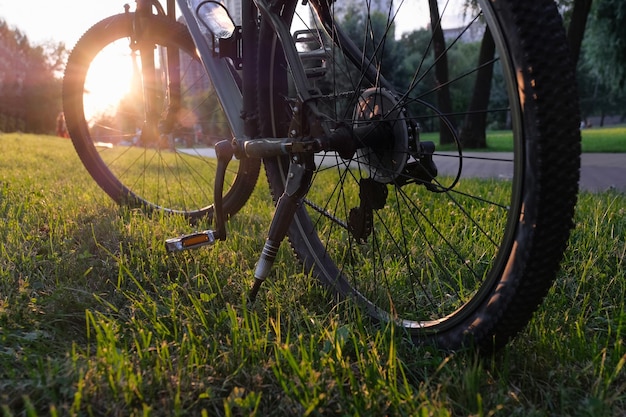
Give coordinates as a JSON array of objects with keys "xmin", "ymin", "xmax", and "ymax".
[
  {"xmin": 442, "ymin": 24, "xmax": 484, "ymax": 43},
  {"xmin": 334, "ymin": 0, "xmax": 393, "ymax": 15}
]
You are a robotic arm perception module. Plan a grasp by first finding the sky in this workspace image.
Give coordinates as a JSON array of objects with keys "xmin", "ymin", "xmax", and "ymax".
[
  {"xmin": 0, "ymin": 1, "xmax": 129, "ymax": 47},
  {"xmin": 1, "ymin": 0, "xmax": 465, "ymax": 48}
]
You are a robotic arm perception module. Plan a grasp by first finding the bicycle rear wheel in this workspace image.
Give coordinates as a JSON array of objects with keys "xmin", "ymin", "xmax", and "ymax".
[
  {"xmin": 258, "ymin": 0, "xmax": 580, "ymax": 350},
  {"xmin": 63, "ymin": 14, "xmax": 259, "ymax": 219}
]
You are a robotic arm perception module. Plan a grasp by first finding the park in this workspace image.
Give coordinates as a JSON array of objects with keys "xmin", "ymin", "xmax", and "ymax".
[{"xmin": 1, "ymin": 0, "xmax": 625, "ymax": 415}]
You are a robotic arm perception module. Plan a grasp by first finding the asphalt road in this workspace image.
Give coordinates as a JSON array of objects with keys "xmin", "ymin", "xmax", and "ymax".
[
  {"xmin": 579, "ymin": 153, "xmax": 626, "ymax": 193},
  {"xmin": 186, "ymin": 147, "xmax": 624, "ymax": 193},
  {"xmin": 434, "ymin": 152, "xmax": 626, "ymax": 193}
]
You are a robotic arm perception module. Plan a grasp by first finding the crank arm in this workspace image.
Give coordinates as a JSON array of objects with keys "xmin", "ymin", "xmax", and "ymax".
[
  {"xmin": 239, "ymin": 127, "xmax": 355, "ymax": 160},
  {"xmin": 239, "ymin": 138, "xmax": 322, "ymax": 159},
  {"xmin": 164, "ymin": 140, "xmax": 233, "ymax": 253}
]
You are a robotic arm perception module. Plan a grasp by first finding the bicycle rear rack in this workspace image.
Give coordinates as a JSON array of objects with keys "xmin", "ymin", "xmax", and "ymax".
[{"xmin": 294, "ymin": 29, "xmax": 329, "ymax": 79}]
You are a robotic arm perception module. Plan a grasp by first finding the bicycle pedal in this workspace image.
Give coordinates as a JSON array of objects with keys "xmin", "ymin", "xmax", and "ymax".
[{"xmin": 165, "ymin": 230, "xmax": 216, "ymax": 252}]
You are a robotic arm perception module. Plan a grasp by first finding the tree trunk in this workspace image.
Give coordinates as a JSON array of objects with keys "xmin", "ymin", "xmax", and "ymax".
[
  {"xmin": 567, "ymin": 0, "xmax": 593, "ymax": 67},
  {"xmin": 460, "ymin": 26, "xmax": 495, "ymax": 149},
  {"xmin": 600, "ymin": 109, "xmax": 605, "ymax": 127},
  {"xmin": 428, "ymin": 0, "xmax": 455, "ymax": 145}
]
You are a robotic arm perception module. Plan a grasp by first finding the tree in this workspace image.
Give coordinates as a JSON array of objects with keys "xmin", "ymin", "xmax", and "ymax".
[
  {"xmin": 316, "ymin": 7, "xmax": 403, "ymax": 124},
  {"xmin": 428, "ymin": 0, "xmax": 455, "ymax": 145},
  {"xmin": 572, "ymin": 0, "xmax": 626, "ymax": 123},
  {"xmin": 565, "ymin": 0, "xmax": 593, "ymax": 66},
  {"xmin": 459, "ymin": 0, "xmax": 591, "ymax": 148},
  {"xmin": 395, "ymin": 29, "xmax": 437, "ymax": 131},
  {"xmin": 23, "ymin": 42, "xmax": 65, "ymax": 133},
  {"xmin": 459, "ymin": 26, "xmax": 494, "ymax": 148},
  {"xmin": 0, "ymin": 19, "xmax": 67, "ymax": 134},
  {"xmin": 335, "ymin": 6, "xmax": 402, "ymax": 83},
  {"xmin": 582, "ymin": 0, "xmax": 626, "ymax": 91}
]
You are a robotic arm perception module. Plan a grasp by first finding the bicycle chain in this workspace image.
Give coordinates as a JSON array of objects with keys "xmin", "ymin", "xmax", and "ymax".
[{"xmin": 303, "ymin": 198, "xmax": 349, "ymax": 230}]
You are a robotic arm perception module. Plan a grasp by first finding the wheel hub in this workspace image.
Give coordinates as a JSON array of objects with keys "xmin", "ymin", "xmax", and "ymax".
[{"xmin": 354, "ymin": 88, "xmax": 409, "ymax": 183}]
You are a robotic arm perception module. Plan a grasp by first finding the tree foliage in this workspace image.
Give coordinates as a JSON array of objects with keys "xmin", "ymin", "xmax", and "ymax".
[
  {"xmin": 570, "ymin": 0, "xmax": 626, "ymax": 124},
  {"xmin": 0, "ymin": 19, "xmax": 67, "ymax": 134},
  {"xmin": 330, "ymin": 6, "xmax": 489, "ymax": 143},
  {"xmin": 581, "ymin": 0, "xmax": 626, "ymax": 92},
  {"xmin": 459, "ymin": 26, "xmax": 494, "ymax": 148}
]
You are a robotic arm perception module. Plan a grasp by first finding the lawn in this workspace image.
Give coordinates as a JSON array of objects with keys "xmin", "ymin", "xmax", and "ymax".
[
  {"xmin": 421, "ymin": 125, "xmax": 626, "ymax": 153},
  {"xmin": 579, "ymin": 125, "xmax": 626, "ymax": 152},
  {"xmin": 0, "ymin": 133, "xmax": 624, "ymax": 416}
]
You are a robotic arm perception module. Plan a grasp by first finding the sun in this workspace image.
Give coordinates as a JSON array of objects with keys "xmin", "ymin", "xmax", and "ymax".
[{"xmin": 83, "ymin": 38, "xmax": 139, "ymax": 124}]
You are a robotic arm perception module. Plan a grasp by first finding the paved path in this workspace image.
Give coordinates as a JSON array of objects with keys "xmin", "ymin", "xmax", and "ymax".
[
  {"xmin": 184, "ymin": 147, "xmax": 625, "ymax": 193},
  {"xmin": 579, "ymin": 154, "xmax": 626, "ymax": 193},
  {"xmin": 434, "ymin": 152, "xmax": 626, "ymax": 193}
]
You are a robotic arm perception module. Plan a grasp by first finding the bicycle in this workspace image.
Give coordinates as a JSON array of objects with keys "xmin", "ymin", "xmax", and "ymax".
[{"xmin": 63, "ymin": 0, "xmax": 581, "ymax": 352}]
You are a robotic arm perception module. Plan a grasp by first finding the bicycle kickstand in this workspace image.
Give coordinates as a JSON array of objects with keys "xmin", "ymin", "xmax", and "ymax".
[
  {"xmin": 248, "ymin": 156, "xmax": 313, "ymax": 303},
  {"xmin": 164, "ymin": 140, "xmax": 233, "ymax": 251}
]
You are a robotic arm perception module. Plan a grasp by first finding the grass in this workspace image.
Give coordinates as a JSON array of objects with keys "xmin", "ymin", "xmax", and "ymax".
[
  {"xmin": 579, "ymin": 126, "xmax": 626, "ymax": 152},
  {"xmin": 1, "ymin": 133, "xmax": 625, "ymax": 416},
  {"xmin": 421, "ymin": 125, "xmax": 626, "ymax": 153}
]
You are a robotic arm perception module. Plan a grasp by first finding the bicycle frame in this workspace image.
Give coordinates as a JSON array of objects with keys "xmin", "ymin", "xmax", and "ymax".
[
  {"xmin": 172, "ymin": 0, "xmax": 291, "ymax": 144},
  {"xmin": 132, "ymin": 0, "xmax": 387, "ymax": 154},
  {"xmin": 66, "ymin": 0, "xmax": 583, "ymax": 351},
  {"xmin": 150, "ymin": 0, "xmax": 416, "ymax": 298},
  {"xmin": 137, "ymin": 0, "xmax": 317, "ymax": 298},
  {"xmin": 142, "ymin": 0, "xmax": 437, "ymax": 300}
]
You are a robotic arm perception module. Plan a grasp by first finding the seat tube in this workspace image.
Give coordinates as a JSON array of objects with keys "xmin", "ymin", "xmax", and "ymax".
[{"xmin": 241, "ymin": 0, "xmax": 259, "ymax": 139}]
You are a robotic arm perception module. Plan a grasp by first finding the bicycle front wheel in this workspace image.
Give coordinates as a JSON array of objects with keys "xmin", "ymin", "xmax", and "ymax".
[
  {"xmin": 63, "ymin": 14, "xmax": 259, "ymax": 219},
  {"xmin": 258, "ymin": 0, "xmax": 581, "ymax": 350}
]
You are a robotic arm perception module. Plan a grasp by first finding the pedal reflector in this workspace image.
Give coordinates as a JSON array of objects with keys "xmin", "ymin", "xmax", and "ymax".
[{"xmin": 165, "ymin": 230, "xmax": 216, "ymax": 252}]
